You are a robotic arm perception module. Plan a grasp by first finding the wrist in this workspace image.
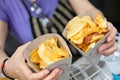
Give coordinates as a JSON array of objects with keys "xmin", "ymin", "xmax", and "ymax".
[
  {"xmin": 0, "ymin": 57, "xmax": 8, "ymax": 72},
  {"xmin": 89, "ymin": 8, "xmax": 103, "ymax": 17},
  {"xmin": 1, "ymin": 57, "xmax": 14, "ymax": 79}
]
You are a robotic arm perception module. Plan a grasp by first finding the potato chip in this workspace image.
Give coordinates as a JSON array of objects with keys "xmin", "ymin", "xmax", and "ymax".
[
  {"xmin": 70, "ymin": 29, "xmax": 84, "ymax": 44},
  {"xmin": 66, "ymin": 16, "xmax": 87, "ymax": 39},
  {"xmin": 38, "ymin": 38, "xmax": 69, "ymax": 65},
  {"xmin": 94, "ymin": 14, "xmax": 107, "ymax": 30},
  {"xmin": 76, "ymin": 42, "xmax": 96, "ymax": 53},
  {"xmin": 30, "ymin": 48, "xmax": 41, "ymax": 64},
  {"xmin": 88, "ymin": 35, "xmax": 104, "ymax": 44},
  {"xmin": 66, "ymin": 14, "xmax": 109, "ymax": 53},
  {"xmin": 0, "ymin": 78, "xmax": 11, "ymax": 80},
  {"xmin": 30, "ymin": 37, "xmax": 69, "ymax": 70},
  {"xmin": 80, "ymin": 16, "xmax": 96, "ymax": 29},
  {"xmin": 30, "ymin": 48, "xmax": 48, "ymax": 69}
]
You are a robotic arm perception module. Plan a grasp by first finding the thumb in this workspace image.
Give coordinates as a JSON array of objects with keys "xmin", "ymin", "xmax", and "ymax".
[
  {"xmin": 22, "ymin": 41, "xmax": 31, "ymax": 50},
  {"xmin": 15, "ymin": 41, "xmax": 31, "ymax": 56}
]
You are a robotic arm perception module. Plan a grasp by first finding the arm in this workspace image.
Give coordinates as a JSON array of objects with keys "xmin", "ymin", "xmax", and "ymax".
[
  {"xmin": 69, "ymin": 0, "xmax": 103, "ymax": 17},
  {"xmin": 69, "ymin": 0, "xmax": 118, "ymax": 56},
  {"xmin": 0, "ymin": 21, "xmax": 8, "ymax": 72}
]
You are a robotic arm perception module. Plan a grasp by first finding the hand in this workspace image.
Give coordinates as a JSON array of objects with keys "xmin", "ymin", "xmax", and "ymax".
[
  {"xmin": 98, "ymin": 22, "xmax": 118, "ymax": 56},
  {"xmin": 4, "ymin": 42, "xmax": 62, "ymax": 80}
]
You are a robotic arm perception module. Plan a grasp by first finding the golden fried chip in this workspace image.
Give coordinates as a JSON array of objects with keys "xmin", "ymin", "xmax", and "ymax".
[
  {"xmin": 70, "ymin": 29, "xmax": 84, "ymax": 44},
  {"xmin": 89, "ymin": 35, "xmax": 104, "ymax": 43},
  {"xmin": 30, "ymin": 48, "xmax": 41, "ymax": 64},
  {"xmin": 94, "ymin": 14, "xmax": 107, "ymax": 29},
  {"xmin": 38, "ymin": 38, "xmax": 69, "ymax": 65},
  {"xmin": 86, "ymin": 42, "xmax": 96, "ymax": 52},
  {"xmin": 66, "ymin": 13, "xmax": 109, "ymax": 53},
  {"xmin": 30, "ymin": 37, "xmax": 69, "ymax": 70},
  {"xmin": 77, "ymin": 42, "xmax": 96, "ymax": 53},
  {"xmin": 0, "ymin": 78, "xmax": 11, "ymax": 80},
  {"xmin": 80, "ymin": 15, "xmax": 96, "ymax": 29},
  {"xmin": 66, "ymin": 16, "xmax": 87, "ymax": 39}
]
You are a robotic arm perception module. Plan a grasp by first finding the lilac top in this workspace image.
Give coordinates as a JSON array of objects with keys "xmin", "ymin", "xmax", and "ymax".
[{"xmin": 0, "ymin": 0, "xmax": 58, "ymax": 43}]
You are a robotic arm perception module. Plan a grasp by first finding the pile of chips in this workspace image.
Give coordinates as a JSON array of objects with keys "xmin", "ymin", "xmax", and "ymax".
[
  {"xmin": 0, "ymin": 78, "xmax": 10, "ymax": 80},
  {"xmin": 30, "ymin": 38, "xmax": 69, "ymax": 70},
  {"xmin": 66, "ymin": 14, "xmax": 109, "ymax": 53}
]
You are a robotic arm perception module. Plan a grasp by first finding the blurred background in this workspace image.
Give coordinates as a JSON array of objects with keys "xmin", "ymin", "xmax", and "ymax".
[{"xmin": 5, "ymin": 33, "xmax": 21, "ymax": 57}]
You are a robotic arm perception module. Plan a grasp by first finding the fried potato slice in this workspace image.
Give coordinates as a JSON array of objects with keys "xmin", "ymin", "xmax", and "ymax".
[
  {"xmin": 66, "ymin": 16, "xmax": 87, "ymax": 39},
  {"xmin": 66, "ymin": 14, "xmax": 109, "ymax": 53},
  {"xmin": 76, "ymin": 42, "xmax": 96, "ymax": 53},
  {"xmin": 30, "ymin": 37, "xmax": 69, "ymax": 70},
  {"xmin": 94, "ymin": 14, "xmax": 107, "ymax": 29},
  {"xmin": 88, "ymin": 34, "xmax": 104, "ymax": 44},
  {"xmin": 30, "ymin": 48, "xmax": 41, "ymax": 64},
  {"xmin": 30, "ymin": 48, "xmax": 48, "ymax": 69},
  {"xmin": 38, "ymin": 38, "xmax": 69, "ymax": 65}
]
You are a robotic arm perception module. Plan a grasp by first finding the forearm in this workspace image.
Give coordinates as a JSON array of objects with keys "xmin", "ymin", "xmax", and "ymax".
[
  {"xmin": 0, "ymin": 21, "xmax": 8, "ymax": 72},
  {"xmin": 69, "ymin": 0, "xmax": 103, "ymax": 17}
]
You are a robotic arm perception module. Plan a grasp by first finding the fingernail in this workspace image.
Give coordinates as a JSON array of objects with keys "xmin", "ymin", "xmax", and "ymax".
[
  {"xmin": 107, "ymin": 38, "xmax": 112, "ymax": 42},
  {"xmin": 44, "ymin": 70, "xmax": 50, "ymax": 75},
  {"xmin": 58, "ymin": 70, "xmax": 63, "ymax": 75},
  {"xmin": 55, "ymin": 69, "xmax": 60, "ymax": 74}
]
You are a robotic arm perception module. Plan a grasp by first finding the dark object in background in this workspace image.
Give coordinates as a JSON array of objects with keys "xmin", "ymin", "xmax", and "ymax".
[
  {"xmin": 89, "ymin": 0, "xmax": 120, "ymax": 32},
  {"xmin": 5, "ymin": 33, "xmax": 21, "ymax": 57}
]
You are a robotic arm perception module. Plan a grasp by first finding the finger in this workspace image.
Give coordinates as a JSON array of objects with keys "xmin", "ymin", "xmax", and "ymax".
[
  {"xmin": 16, "ymin": 41, "xmax": 31, "ymax": 53},
  {"xmin": 100, "ymin": 42, "xmax": 118, "ymax": 56},
  {"xmin": 13, "ymin": 42, "xmax": 31, "ymax": 61},
  {"xmin": 106, "ymin": 22, "xmax": 117, "ymax": 42},
  {"xmin": 27, "ymin": 70, "xmax": 50, "ymax": 80},
  {"xmin": 98, "ymin": 39, "xmax": 116, "ymax": 53},
  {"xmin": 43, "ymin": 68, "xmax": 62, "ymax": 80},
  {"xmin": 52, "ymin": 69, "xmax": 63, "ymax": 80},
  {"xmin": 22, "ymin": 41, "xmax": 31, "ymax": 47}
]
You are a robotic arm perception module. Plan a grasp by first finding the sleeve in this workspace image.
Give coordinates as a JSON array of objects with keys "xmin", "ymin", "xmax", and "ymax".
[{"xmin": 0, "ymin": 2, "xmax": 8, "ymax": 23}]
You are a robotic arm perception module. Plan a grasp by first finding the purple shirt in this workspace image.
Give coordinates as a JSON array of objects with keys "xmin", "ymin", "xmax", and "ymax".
[{"xmin": 0, "ymin": 0, "xmax": 58, "ymax": 43}]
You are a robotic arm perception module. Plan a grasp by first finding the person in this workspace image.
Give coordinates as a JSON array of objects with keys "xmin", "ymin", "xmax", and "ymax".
[{"xmin": 0, "ymin": 0, "xmax": 117, "ymax": 80}]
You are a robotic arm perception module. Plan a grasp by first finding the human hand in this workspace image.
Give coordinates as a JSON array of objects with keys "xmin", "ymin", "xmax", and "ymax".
[
  {"xmin": 4, "ymin": 42, "xmax": 62, "ymax": 80},
  {"xmin": 98, "ymin": 22, "xmax": 118, "ymax": 56}
]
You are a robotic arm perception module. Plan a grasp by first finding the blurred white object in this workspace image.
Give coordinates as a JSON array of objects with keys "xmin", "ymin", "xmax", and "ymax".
[
  {"xmin": 105, "ymin": 32, "xmax": 120, "ymax": 75},
  {"xmin": 105, "ymin": 50, "xmax": 120, "ymax": 75}
]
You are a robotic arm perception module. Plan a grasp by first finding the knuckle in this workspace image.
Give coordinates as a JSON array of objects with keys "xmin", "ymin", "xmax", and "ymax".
[
  {"xmin": 17, "ymin": 46, "xmax": 23, "ymax": 50},
  {"xmin": 15, "ymin": 68, "xmax": 21, "ymax": 74},
  {"xmin": 114, "ymin": 28, "xmax": 117, "ymax": 33}
]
